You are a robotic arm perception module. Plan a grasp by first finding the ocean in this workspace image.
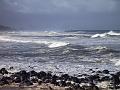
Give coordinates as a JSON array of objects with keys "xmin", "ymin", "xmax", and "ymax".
[{"xmin": 0, "ymin": 30, "xmax": 120, "ymax": 75}]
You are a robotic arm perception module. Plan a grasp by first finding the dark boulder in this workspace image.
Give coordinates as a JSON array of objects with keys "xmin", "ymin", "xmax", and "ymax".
[
  {"xmin": 110, "ymin": 74, "xmax": 120, "ymax": 89},
  {"xmin": 101, "ymin": 76, "xmax": 110, "ymax": 81},
  {"xmin": 71, "ymin": 76, "xmax": 80, "ymax": 83},
  {"xmin": 0, "ymin": 77, "xmax": 9, "ymax": 85},
  {"xmin": 102, "ymin": 70, "xmax": 109, "ymax": 74},
  {"xmin": 61, "ymin": 74, "xmax": 70, "ymax": 80},
  {"xmin": 37, "ymin": 71, "xmax": 46, "ymax": 79},
  {"xmin": 46, "ymin": 72, "xmax": 52, "ymax": 79},
  {"xmin": 28, "ymin": 70, "xmax": 38, "ymax": 77},
  {"xmin": 13, "ymin": 77, "xmax": 21, "ymax": 83},
  {"xmin": 19, "ymin": 70, "xmax": 30, "ymax": 81},
  {"xmin": 0, "ymin": 68, "xmax": 8, "ymax": 75}
]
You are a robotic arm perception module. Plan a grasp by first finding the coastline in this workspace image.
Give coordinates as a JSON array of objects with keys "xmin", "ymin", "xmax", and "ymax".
[{"xmin": 0, "ymin": 68, "xmax": 120, "ymax": 90}]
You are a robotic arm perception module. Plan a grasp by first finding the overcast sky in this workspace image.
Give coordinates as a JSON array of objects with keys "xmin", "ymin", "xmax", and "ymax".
[{"xmin": 0, "ymin": 0, "xmax": 120, "ymax": 30}]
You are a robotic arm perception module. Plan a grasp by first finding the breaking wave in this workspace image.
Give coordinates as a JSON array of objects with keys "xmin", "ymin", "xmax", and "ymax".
[
  {"xmin": 0, "ymin": 35, "xmax": 69, "ymax": 48},
  {"xmin": 91, "ymin": 31, "xmax": 120, "ymax": 38}
]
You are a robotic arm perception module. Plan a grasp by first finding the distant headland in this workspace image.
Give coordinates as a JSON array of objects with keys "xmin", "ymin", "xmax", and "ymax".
[{"xmin": 0, "ymin": 25, "xmax": 14, "ymax": 31}]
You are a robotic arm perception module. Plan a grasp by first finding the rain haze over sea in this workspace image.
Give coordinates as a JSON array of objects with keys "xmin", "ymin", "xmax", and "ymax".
[{"xmin": 0, "ymin": 0, "xmax": 120, "ymax": 75}]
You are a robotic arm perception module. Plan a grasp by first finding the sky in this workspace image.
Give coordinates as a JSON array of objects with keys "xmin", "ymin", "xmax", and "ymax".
[{"xmin": 0, "ymin": 0, "xmax": 120, "ymax": 30}]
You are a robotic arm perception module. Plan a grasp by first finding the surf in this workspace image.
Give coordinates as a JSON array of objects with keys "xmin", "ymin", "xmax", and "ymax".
[{"xmin": 91, "ymin": 31, "xmax": 120, "ymax": 38}]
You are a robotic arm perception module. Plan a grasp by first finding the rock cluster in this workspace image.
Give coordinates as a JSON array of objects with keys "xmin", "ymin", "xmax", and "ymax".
[{"xmin": 0, "ymin": 68, "xmax": 120, "ymax": 90}]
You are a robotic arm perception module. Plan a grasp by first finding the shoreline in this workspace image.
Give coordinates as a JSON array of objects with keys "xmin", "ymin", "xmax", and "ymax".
[{"xmin": 0, "ymin": 68, "xmax": 120, "ymax": 90}]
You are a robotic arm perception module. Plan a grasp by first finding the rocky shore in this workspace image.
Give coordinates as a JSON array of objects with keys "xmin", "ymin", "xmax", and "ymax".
[{"xmin": 0, "ymin": 67, "xmax": 120, "ymax": 90}]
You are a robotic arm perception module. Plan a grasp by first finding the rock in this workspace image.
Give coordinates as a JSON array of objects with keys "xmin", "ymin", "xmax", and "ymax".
[
  {"xmin": 59, "ymin": 80, "xmax": 67, "ymax": 87},
  {"xmin": 61, "ymin": 74, "xmax": 70, "ymax": 80},
  {"xmin": 20, "ymin": 70, "xmax": 30, "ymax": 81},
  {"xmin": 30, "ymin": 76, "xmax": 38, "ymax": 83},
  {"xmin": 88, "ymin": 75, "xmax": 100, "ymax": 83},
  {"xmin": 96, "ymin": 71, "xmax": 102, "ymax": 74},
  {"xmin": 73, "ymin": 83, "xmax": 80, "ymax": 89},
  {"xmin": 110, "ymin": 74, "xmax": 120, "ymax": 89},
  {"xmin": 0, "ymin": 77, "xmax": 9, "ymax": 85},
  {"xmin": 28, "ymin": 70, "xmax": 38, "ymax": 77},
  {"xmin": 116, "ymin": 71, "xmax": 120, "ymax": 76},
  {"xmin": 46, "ymin": 72, "xmax": 52, "ymax": 79},
  {"xmin": 71, "ymin": 76, "xmax": 80, "ymax": 83},
  {"xmin": 38, "ymin": 79, "xmax": 42, "ymax": 85},
  {"xmin": 51, "ymin": 75, "xmax": 58, "ymax": 85},
  {"xmin": 102, "ymin": 70, "xmax": 109, "ymax": 74},
  {"xmin": 25, "ymin": 80, "xmax": 33, "ymax": 86},
  {"xmin": 9, "ymin": 66, "xmax": 14, "ymax": 70},
  {"xmin": 66, "ymin": 81, "xmax": 71, "ymax": 86},
  {"xmin": 100, "ymin": 76, "xmax": 110, "ymax": 81},
  {"xmin": 0, "ymin": 68, "xmax": 8, "ymax": 75},
  {"xmin": 37, "ymin": 71, "xmax": 46, "ymax": 79},
  {"xmin": 13, "ymin": 77, "xmax": 21, "ymax": 83}
]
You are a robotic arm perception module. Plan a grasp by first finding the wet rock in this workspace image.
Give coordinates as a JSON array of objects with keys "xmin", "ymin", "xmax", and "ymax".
[
  {"xmin": 102, "ymin": 70, "xmax": 109, "ymax": 74},
  {"xmin": 37, "ymin": 71, "xmax": 46, "ymax": 79},
  {"xmin": 88, "ymin": 75, "xmax": 100, "ymax": 83},
  {"xmin": 71, "ymin": 76, "xmax": 80, "ymax": 83},
  {"xmin": 0, "ymin": 77, "xmax": 9, "ymax": 85},
  {"xmin": 38, "ymin": 79, "xmax": 42, "ymax": 85},
  {"xmin": 59, "ymin": 80, "xmax": 67, "ymax": 87},
  {"xmin": 61, "ymin": 74, "xmax": 70, "ymax": 80},
  {"xmin": 66, "ymin": 81, "xmax": 72, "ymax": 86},
  {"xmin": 46, "ymin": 72, "xmax": 52, "ymax": 79},
  {"xmin": 19, "ymin": 70, "xmax": 30, "ymax": 81},
  {"xmin": 51, "ymin": 75, "xmax": 58, "ymax": 85},
  {"xmin": 9, "ymin": 66, "xmax": 14, "ymax": 70},
  {"xmin": 30, "ymin": 76, "xmax": 38, "ymax": 83},
  {"xmin": 28, "ymin": 70, "xmax": 38, "ymax": 77},
  {"xmin": 116, "ymin": 71, "xmax": 120, "ymax": 76},
  {"xmin": 96, "ymin": 71, "xmax": 102, "ymax": 74},
  {"xmin": 101, "ymin": 76, "xmax": 110, "ymax": 81},
  {"xmin": 72, "ymin": 83, "xmax": 80, "ymax": 89},
  {"xmin": 0, "ymin": 68, "xmax": 8, "ymax": 75},
  {"xmin": 13, "ymin": 77, "xmax": 21, "ymax": 83},
  {"xmin": 110, "ymin": 74, "xmax": 120, "ymax": 89}
]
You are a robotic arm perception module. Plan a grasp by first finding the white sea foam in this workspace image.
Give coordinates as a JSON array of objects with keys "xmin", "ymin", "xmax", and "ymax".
[
  {"xmin": 91, "ymin": 33, "xmax": 107, "ymax": 38},
  {"xmin": 115, "ymin": 60, "xmax": 120, "ymax": 66},
  {"xmin": 0, "ymin": 35, "xmax": 69, "ymax": 48},
  {"xmin": 91, "ymin": 31, "xmax": 120, "ymax": 38},
  {"xmin": 48, "ymin": 41, "xmax": 69, "ymax": 48},
  {"xmin": 110, "ymin": 58, "xmax": 120, "ymax": 66}
]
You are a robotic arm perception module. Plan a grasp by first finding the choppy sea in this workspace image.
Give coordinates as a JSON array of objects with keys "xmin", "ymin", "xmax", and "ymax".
[{"xmin": 0, "ymin": 30, "xmax": 120, "ymax": 75}]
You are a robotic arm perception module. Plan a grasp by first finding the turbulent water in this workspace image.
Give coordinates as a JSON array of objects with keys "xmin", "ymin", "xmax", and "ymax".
[{"xmin": 0, "ymin": 30, "xmax": 120, "ymax": 75}]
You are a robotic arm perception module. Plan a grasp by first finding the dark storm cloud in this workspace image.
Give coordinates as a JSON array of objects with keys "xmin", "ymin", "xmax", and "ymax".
[{"xmin": 0, "ymin": 0, "xmax": 120, "ymax": 30}]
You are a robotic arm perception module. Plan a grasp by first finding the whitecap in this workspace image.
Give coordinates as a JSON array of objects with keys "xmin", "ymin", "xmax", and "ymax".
[
  {"xmin": 48, "ymin": 41, "xmax": 69, "ymax": 48},
  {"xmin": 110, "ymin": 58, "xmax": 120, "ymax": 66},
  {"xmin": 91, "ymin": 33, "xmax": 107, "ymax": 38},
  {"xmin": 0, "ymin": 35, "xmax": 69, "ymax": 48},
  {"xmin": 91, "ymin": 31, "xmax": 120, "ymax": 38}
]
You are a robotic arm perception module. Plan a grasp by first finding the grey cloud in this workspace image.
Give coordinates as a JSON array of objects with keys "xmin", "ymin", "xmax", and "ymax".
[
  {"xmin": 0, "ymin": 0, "xmax": 120, "ymax": 30},
  {"xmin": 1, "ymin": 0, "xmax": 118, "ymax": 14}
]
